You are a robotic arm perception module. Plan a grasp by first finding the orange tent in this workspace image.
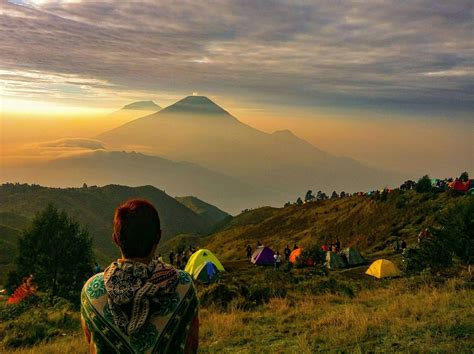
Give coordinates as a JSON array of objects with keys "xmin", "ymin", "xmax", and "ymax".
[{"xmin": 289, "ymin": 248, "xmax": 314, "ymax": 266}]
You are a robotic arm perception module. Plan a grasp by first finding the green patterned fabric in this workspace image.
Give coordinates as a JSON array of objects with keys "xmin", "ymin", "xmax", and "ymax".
[{"xmin": 81, "ymin": 264, "xmax": 198, "ymax": 354}]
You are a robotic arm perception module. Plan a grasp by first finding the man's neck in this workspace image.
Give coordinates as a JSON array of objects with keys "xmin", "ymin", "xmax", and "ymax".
[{"xmin": 121, "ymin": 255, "xmax": 154, "ymax": 265}]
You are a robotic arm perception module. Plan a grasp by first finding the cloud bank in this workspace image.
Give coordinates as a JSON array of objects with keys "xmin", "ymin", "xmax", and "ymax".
[{"xmin": 0, "ymin": 0, "xmax": 473, "ymax": 113}]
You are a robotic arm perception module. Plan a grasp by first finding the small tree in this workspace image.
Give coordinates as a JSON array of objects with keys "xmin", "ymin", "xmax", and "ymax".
[
  {"xmin": 304, "ymin": 190, "xmax": 315, "ymax": 202},
  {"xmin": 416, "ymin": 175, "xmax": 432, "ymax": 193},
  {"xmin": 400, "ymin": 180, "xmax": 416, "ymax": 190},
  {"xmin": 296, "ymin": 197, "xmax": 303, "ymax": 205},
  {"xmin": 330, "ymin": 191, "xmax": 339, "ymax": 199},
  {"xmin": 16, "ymin": 204, "xmax": 94, "ymax": 303},
  {"xmin": 402, "ymin": 199, "xmax": 474, "ymax": 273}
]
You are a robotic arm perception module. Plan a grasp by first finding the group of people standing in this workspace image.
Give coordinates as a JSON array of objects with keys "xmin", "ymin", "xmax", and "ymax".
[
  {"xmin": 321, "ymin": 239, "xmax": 341, "ymax": 253},
  {"xmin": 166, "ymin": 245, "xmax": 197, "ymax": 270}
]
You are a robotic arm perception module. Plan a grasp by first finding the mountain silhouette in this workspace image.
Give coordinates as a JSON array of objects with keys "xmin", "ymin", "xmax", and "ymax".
[
  {"xmin": 1, "ymin": 150, "xmax": 268, "ymax": 214},
  {"xmin": 159, "ymin": 96, "xmax": 231, "ymax": 116},
  {"xmin": 97, "ymin": 96, "xmax": 402, "ymax": 208},
  {"xmin": 121, "ymin": 100, "xmax": 161, "ymax": 110}
]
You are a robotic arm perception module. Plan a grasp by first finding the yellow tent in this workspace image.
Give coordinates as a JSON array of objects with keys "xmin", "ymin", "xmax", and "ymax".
[
  {"xmin": 184, "ymin": 249, "xmax": 225, "ymax": 275},
  {"xmin": 365, "ymin": 259, "xmax": 401, "ymax": 279}
]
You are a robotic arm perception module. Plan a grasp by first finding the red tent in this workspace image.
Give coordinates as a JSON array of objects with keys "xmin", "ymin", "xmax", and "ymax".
[{"xmin": 449, "ymin": 180, "xmax": 469, "ymax": 192}]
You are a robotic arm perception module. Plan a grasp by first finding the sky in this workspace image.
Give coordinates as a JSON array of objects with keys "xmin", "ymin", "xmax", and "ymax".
[{"xmin": 1, "ymin": 0, "xmax": 473, "ymax": 177}]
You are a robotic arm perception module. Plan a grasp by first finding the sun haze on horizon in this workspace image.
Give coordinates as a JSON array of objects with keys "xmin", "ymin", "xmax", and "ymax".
[{"xmin": 1, "ymin": 0, "xmax": 473, "ymax": 179}]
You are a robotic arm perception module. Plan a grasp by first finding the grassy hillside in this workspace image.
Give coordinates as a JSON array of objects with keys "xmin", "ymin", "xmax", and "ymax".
[
  {"xmin": 1, "ymin": 188, "xmax": 472, "ymax": 352},
  {"xmin": 0, "ymin": 183, "xmax": 221, "ymax": 282},
  {"xmin": 3, "ymin": 264, "xmax": 472, "ymax": 353},
  {"xmin": 204, "ymin": 190, "xmax": 472, "ymax": 260},
  {"xmin": 176, "ymin": 196, "xmax": 231, "ymax": 227}
]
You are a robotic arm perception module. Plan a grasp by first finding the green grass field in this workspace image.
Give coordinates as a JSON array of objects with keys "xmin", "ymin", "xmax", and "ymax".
[
  {"xmin": 3, "ymin": 260, "xmax": 473, "ymax": 353},
  {"xmin": 2, "ymin": 189, "xmax": 473, "ymax": 352}
]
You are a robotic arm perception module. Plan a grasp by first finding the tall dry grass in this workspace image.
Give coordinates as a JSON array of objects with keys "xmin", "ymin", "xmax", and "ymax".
[
  {"xmin": 199, "ymin": 278, "xmax": 473, "ymax": 353},
  {"xmin": 9, "ymin": 335, "xmax": 87, "ymax": 354}
]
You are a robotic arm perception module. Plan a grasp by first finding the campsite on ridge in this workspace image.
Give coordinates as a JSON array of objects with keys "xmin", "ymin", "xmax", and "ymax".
[{"xmin": 1, "ymin": 173, "xmax": 473, "ymax": 352}]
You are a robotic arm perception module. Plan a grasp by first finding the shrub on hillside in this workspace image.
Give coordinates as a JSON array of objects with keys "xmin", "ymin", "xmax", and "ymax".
[
  {"xmin": 432, "ymin": 199, "xmax": 474, "ymax": 264},
  {"xmin": 198, "ymin": 282, "xmax": 241, "ymax": 309},
  {"xmin": 416, "ymin": 175, "xmax": 432, "ymax": 193},
  {"xmin": 402, "ymin": 199, "xmax": 474, "ymax": 273},
  {"xmin": 299, "ymin": 245, "xmax": 326, "ymax": 268},
  {"xmin": 16, "ymin": 204, "xmax": 94, "ymax": 304},
  {"xmin": 4, "ymin": 271, "xmax": 21, "ymax": 296}
]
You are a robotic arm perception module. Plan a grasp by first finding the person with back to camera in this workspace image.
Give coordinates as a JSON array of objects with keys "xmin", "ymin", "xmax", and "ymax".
[{"xmin": 81, "ymin": 199, "xmax": 199, "ymax": 353}]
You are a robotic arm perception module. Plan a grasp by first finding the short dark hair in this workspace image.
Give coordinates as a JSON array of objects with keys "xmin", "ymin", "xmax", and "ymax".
[{"xmin": 113, "ymin": 199, "xmax": 161, "ymax": 258}]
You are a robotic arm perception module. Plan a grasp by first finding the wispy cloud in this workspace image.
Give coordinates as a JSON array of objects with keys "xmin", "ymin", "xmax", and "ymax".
[{"xmin": 1, "ymin": 0, "xmax": 473, "ymax": 112}]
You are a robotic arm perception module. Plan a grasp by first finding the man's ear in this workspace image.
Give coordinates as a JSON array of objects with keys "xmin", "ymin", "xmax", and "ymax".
[
  {"xmin": 156, "ymin": 229, "xmax": 162, "ymax": 244},
  {"xmin": 112, "ymin": 232, "xmax": 120, "ymax": 246}
]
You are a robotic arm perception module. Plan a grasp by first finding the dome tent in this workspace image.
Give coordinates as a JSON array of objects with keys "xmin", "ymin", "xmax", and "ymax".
[
  {"xmin": 185, "ymin": 249, "xmax": 225, "ymax": 275},
  {"xmin": 325, "ymin": 251, "xmax": 347, "ymax": 269},
  {"xmin": 342, "ymin": 247, "xmax": 365, "ymax": 266},
  {"xmin": 251, "ymin": 246, "xmax": 275, "ymax": 266},
  {"xmin": 366, "ymin": 259, "xmax": 401, "ymax": 279},
  {"xmin": 192, "ymin": 261, "xmax": 220, "ymax": 284},
  {"xmin": 449, "ymin": 180, "xmax": 469, "ymax": 192}
]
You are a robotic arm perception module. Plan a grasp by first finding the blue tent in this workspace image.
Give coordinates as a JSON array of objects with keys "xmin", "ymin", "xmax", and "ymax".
[{"xmin": 192, "ymin": 261, "xmax": 220, "ymax": 284}]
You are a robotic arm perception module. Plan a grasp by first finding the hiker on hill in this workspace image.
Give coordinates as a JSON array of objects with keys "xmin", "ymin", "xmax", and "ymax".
[
  {"xmin": 81, "ymin": 199, "xmax": 199, "ymax": 353},
  {"xmin": 182, "ymin": 251, "xmax": 188, "ymax": 266},
  {"xmin": 176, "ymin": 252, "xmax": 183, "ymax": 269},
  {"xmin": 394, "ymin": 240, "xmax": 400, "ymax": 253},
  {"xmin": 94, "ymin": 262, "xmax": 101, "ymax": 274},
  {"xmin": 418, "ymin": 228, "xmax": 429, "ymax": 243},
  {"xmin": 335, "ymin": 239, "xmax": 341, "ymax": 252},
  {"xmin": 257, "ymin": 241, "xmax": 262, "ymax": 248},
  {"xmin": 401, "ymin": 240, "xmax": 407, "ymax": 250},
  {"xmin": 246, "ymin": 245, "xmax": 253, "ymax": 260},
  {"xmin": 284, "ymin": 245, "xmax": 291, "ymax": 261},
  {"xmin": 293, "ymin": 243, "xmax": 298, "ymax": 250},
  {"xmin": 169, "ymin": 251, "xmax": 175, "ymax": 265},
  {"xmin": 274, "ymin": 251, "xmax": 282, "ymax": 270}
]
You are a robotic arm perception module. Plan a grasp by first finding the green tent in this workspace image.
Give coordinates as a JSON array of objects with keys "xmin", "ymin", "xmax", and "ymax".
[
  {"xmin": 326, "ymin": 251, "xmax": 347, "ymax": 269},
  {"xmin": 342, "ymin": 247, "xmax": 365, "ymax": 266}
]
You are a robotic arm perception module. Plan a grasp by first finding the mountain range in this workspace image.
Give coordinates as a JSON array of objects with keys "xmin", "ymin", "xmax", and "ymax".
[
  {"xmin": 3, "ymin": 96, "xmax": 403, "ymax": 213},
  {"xmin": 98, "ymin": 96, "xmax": 401, "ymax": 207}
]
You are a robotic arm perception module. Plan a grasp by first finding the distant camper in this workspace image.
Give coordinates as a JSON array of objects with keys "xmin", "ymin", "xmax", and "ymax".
[
  {"xmin": 246, "ymin": 245, "xmax": 253, "ymax": 259},
  {"xmin": 94, "ymin": 262, "xmax": 100, "ymax": 274},
  {"xmin": 284, "ymin": 245, "xmax": 291, "ymax": 261},
  {"xmin": 274, "ymin": 252, "xmax": 282, "ymax": 270}
]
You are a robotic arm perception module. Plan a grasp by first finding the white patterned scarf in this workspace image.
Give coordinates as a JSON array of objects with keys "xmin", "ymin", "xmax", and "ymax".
[{"xmin": 103, "ymin": 258, "xmax": 178, "ymax": 335}]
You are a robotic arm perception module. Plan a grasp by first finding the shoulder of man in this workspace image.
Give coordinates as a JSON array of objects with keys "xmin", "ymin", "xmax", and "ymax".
[{"xmin": 81, "ymin": 272, "xmax": 107, "ymax": 302}]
